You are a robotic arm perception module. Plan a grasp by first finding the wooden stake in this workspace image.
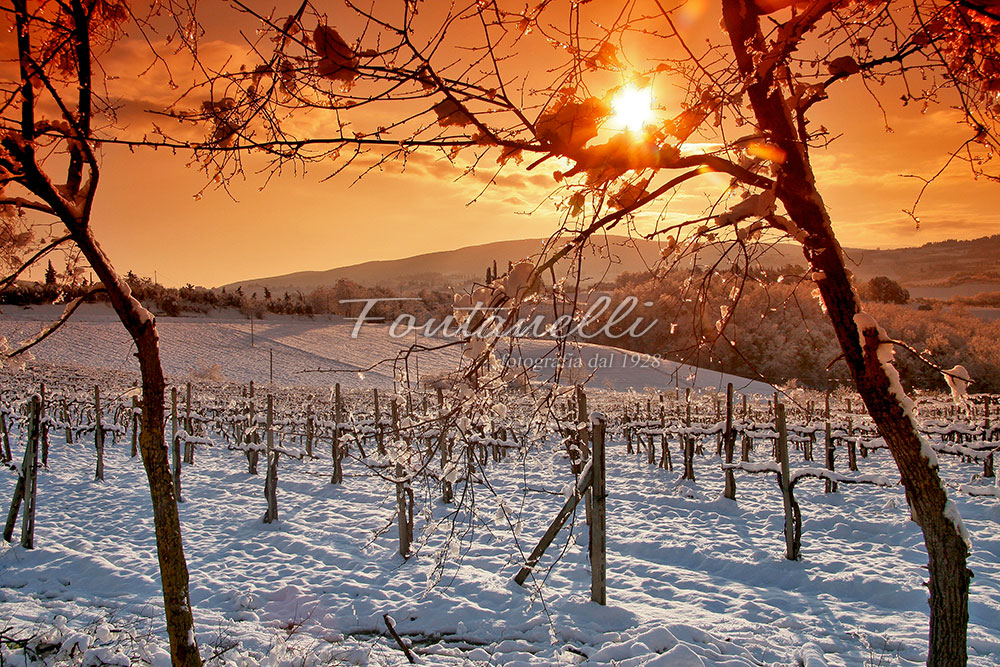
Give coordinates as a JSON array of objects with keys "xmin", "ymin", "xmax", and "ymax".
[
  {"xmin": 263, "ymin": 395, "xmax": 279, "ymax": 523},
  {"xmin": 247, "ymin": 388, "xmax": 259, "ymax": 475},
  {"xmin": 825, "ymin": 421, "xmax": 837, "ymax": 493},
  {"xmin": 332, "ymin": 383, "xmax": 344, "ymax": 484},
  {"xmin": 172, "ymin": 387, "xmax": 182, "ymax": 501},
  {"xmin": 777, "ymin": 404, "xmax": 799, "ymax": 560},
  {"xmin": 39, "ymin": 383, "xmax": 48, "ymax": 467},
  {"xmin": 723, "ymin": 383, "xmax": 736, "ymax": 500},
  {"xmin": 94, "ymin": 386, "xmax": 104, "ymax": 482},
  {"xmin": 4, "ymin": 396, "xmax": 40, "ymax": 548},
  {"xmin": 374, "ymin": 388, "xmax": 385, "ymax": 456},
  {"xmin": 305, "ymin": 403, "xmax": 314, "ymax": 457},
  {"xmin": 62, "ymin": 397, "xmax": 72, "ymax": 446},
  {"xmin": 20, "ymin": 396, "xmax": 39, "ymax": 549},
  {"xmin": 396, "ymin": 462, "xmax": 412, "ymax": 557},
  {"xmin": 590, "ymin": 416, "xmax": 607, "ymax": 605},
  {"xmin": 184, "ymin": 382, "xmax": 194, "ymax": 464},
  {"xmin": 0, "ymin": 408, "xmax": 11, "ymax": 463},
  {"xmin": 682, "ymin": 401, "xmax": 695, "ymax": 481}
]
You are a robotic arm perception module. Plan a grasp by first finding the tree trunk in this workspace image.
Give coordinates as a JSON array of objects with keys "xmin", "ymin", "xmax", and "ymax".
[
  {"xmin": 131, "ymin": 308, "xmax": 203, "ymax": 666},
  {"xmin": 67, "ymin": 229, "xmax": 202, "ymax": 666},
  {"xmin": 722, "ymin": 2, "xmax": 970, "ymax": 663}
]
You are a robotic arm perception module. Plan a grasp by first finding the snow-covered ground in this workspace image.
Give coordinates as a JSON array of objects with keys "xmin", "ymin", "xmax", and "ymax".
[
  {"xmin": 0, "ymin": 305, "xmax": 997, "ymax": 666},
  {"xmin": 1, "ymin": 401, "xmax": 999, "ymax": 666},
  {"xmin": 0, "ymin": 304, "xmax": 773, "ymax": 394}
]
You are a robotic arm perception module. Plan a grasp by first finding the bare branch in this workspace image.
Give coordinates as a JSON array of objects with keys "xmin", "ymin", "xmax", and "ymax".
[{"xmin": 4, "ymin": 285, "xmax": 105, "ymax": 358}]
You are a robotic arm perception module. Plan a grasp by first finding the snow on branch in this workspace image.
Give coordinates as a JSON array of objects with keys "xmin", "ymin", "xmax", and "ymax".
[{"xmin": 723, "ymin": 461, "xmax": 895, "ymax": 487}]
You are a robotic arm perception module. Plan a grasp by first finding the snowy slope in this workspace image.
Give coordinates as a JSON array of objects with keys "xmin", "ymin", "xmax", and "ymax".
[
  {"xmin": 0, "ymin": 304, "xmax": 774, "ymax": 394},
  {"xmin": 0, "ymin": 403, "xmax": 998, "ymax": 665}
]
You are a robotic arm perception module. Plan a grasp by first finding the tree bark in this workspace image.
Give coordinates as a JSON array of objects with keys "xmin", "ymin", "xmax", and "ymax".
[
  {"xmin": 721, "ymin": 2, "xmax": 970, "ymax": 663},
  {"xmin": 69, "ymin": 230, "xmax": 202, "ymax": 666}
]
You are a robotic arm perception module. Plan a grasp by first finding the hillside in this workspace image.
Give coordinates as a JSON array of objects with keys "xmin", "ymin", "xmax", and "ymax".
[
  {"xmin": 220, "ymin": 235, "xmax": 803, "ymax": 294},
  {"xmin": 844, "ymin": 235, "xmax": 1000, "ymax": 288},
  {"xmin": 0, "ymin": 303, "xmax": 774, "ymax": 394},
  {"xmin": 220, "ymin": 234, "xmax": 1000, "ymax": 297}
]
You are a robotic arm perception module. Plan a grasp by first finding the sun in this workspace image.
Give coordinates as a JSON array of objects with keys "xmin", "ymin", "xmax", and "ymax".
[{"xmin": 609, "ymin": 84, "xmax": 654, "ymax": 134}]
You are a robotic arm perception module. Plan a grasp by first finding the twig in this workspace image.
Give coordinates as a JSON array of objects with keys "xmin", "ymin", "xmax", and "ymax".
[
  {"xmin": 383, "ymin": 614, "xmax": 417, "ymax": 664},
  {"xmin": 888, "ymin": 339, "xmax": 973, "ymax": 383}
]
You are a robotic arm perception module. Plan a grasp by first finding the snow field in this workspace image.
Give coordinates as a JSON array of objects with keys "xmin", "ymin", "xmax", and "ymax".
[
  {"xmin": 0, "ymin": 305, "xmax": 774, "ymax": 394},
  {"xmin": 0, "ymin": 382, "xmax": 998, "ymax": 666}
]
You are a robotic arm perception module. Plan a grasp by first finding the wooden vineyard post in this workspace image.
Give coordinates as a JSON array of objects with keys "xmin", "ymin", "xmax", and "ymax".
[
  {"xmin": 682, "ymin": 401, "xmax": 695, "ymax": 481},
  {"xmin": 4, "ymin": 395, "xmax": 40, "ymax": 548},
  {"xmin": 263, "ymin": 395, "xmax": 279, "ymax": 524},
  {"xmin": 395, "ymin": 462, "xmax": 413, "ymax": 557},
  {"xmin": 94, "ymin": 386, "xmax": 104, "ymax": 482},
  {"xmin": 723, "ymin": 383, "xmax": 736, "ymax": 500},
  {"xmin": 776, "ymin": 404, "xmax": 800, "ymax": 560},
  {"xmin": 441, "ymin": 420, "xmax": 454, "ymax": 504},
  {"xmin": 984, "ymin": 397, "xmax": 994, "ymax": 478},
  {"xmin": 247, "ymin": 382, "xmax": 259, "ymax": 475},
  {"xmin": 0, "ymin": 408, "xmax": 11, "ymax": 463},
  {"xmin": 305, "ymin": 402, "xmax": 314, "ymax": 458},
  {"xmin": 185, "ymin": 382, "xmax": 193, "ymax": 433},
  {"xmin": 825, "ymin": 421, "xmax": 837, "ymax": 493},
  {"xmin": 20, "ymin": 396, "xmax": 39, "ymax": 549},
  {"xmin": 331, "ymin": 383, "xmax": 344, "ymax": 484},
  {"xmin": 847, "ymin": 434, "xmax": 858, "ymax": 472},
  {"xmin": 646, "ymin": 400, "xmax": 655, "ymax": 465},
  {"xmin": 714, "ymin": 396, "xmax": 722, "ymax": 456},
  {"xmin": 374, "ymin": 388, "xmax": 385, "ymax": 456},
  {"xmin": 659, "ymin": 405, "xmax": 672, "ymax": 471},
  {"xmin": 62, "ymin": 397, "xmax": 72, "ymax": 446},
  {"xmin": 590, "ymin": 415, "xmax": 607, "ymax": 606},
  {"xmin": 39, "ymin": 383, "xmax": 48, "ymax": 467},
  {"xmin": 576, "ymin": 385, "xmax": 592, "ymax": 526},
  {"xmin": 183, "ymin": 382, "xmax": 194, "ymax": 464},
  {"xmin": 171, "ymin": 387, "xmax": 183, "ymax": 502},
  {"xmin": 130, "ymin": 395, "xmax": 139, "ymax": 458},
  {"xmin": 624, "ymin": 405, "xmax": 633, "ymax": 455}
]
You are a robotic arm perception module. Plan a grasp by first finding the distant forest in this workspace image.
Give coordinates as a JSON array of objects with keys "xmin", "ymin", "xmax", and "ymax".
[
  {"xmin": 587, "ymin": 268, "xmax": 1000, "ymax": 394},
  {"xmin": 1, "ymin": 267, "xmax": 454, "ymax": 322},
  {"xmin": 3, "ymin": 264, "xmax": 997, "ymax": 393}
]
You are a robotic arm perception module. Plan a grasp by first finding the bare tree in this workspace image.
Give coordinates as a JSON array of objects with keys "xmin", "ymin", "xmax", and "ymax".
[
  {"xmin": 0, "ymin": 2, "xmax": 201, "ymax": 664},
  {"xmin": 62, "ymin": 0, "xmax": 995, "ymax": 662}
]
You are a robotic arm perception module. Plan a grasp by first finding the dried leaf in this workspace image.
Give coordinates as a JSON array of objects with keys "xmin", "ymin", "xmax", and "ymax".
[
  {"xmin": 313, "ymin": 25, "xmax": 358, "ymax": 83},
  {"xmin": 535, "ymin": 97, "xmax": 608, "ymax": 151},
  {"xmin": 610, "ymin": 177, "xmax": 651, "ymax": 211},
  {"xmin": 827, "ymin": 56, "xmax": 861, "ymax": 77},
  {"xmin": 433, "ymin": 99, "xmax": 474, "ymax": 127}
]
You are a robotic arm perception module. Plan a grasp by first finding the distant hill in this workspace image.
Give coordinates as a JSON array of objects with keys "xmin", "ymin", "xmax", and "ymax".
[
  {"xmin": 841, "ymin": 235, "xmax": 1000, "ymax": 289},
  {"xmin": 220, "ymin": 235, "xmax": 804, "ymax": 294},
  {"xmin": 220, "ymin": 234, "xmax": 1000, "ymax": 297}
]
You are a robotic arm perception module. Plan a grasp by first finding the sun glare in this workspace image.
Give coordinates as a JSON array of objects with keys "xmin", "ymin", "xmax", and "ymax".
[{"xmin": 609, "ymin": 84, "xmax": 654, "ymax": 134}]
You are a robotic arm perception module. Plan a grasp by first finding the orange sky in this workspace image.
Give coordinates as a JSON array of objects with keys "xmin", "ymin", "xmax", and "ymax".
[{"xmin": 38, "ymin": 2, "xmax": 1000, "ymax": 287}]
